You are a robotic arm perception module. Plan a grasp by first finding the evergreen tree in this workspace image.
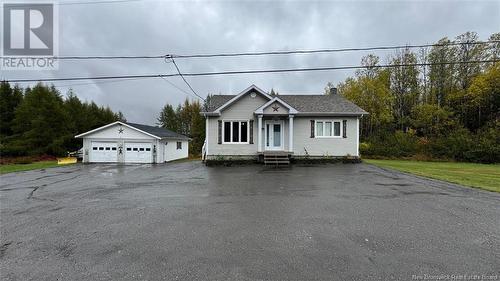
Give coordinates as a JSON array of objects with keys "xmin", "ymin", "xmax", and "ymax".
[
  {"xmin": 11, "ymin": 84, "xmax": 70, "ymax": 155},
  {"xmin": 158, "ymin": 104, "xmax": 179, "ymax": 132},
  {"xmin": 157, "ymin": 99, "xmax": 206, "ymax": 156},
  {"xmin": 0, "ymin": 81, "xmax": 23, "ymax": 139}
]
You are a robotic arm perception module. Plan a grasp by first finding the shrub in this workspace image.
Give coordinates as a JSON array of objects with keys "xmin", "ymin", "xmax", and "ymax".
[
  {"xmin": 361, "ymin": 131, "xmax": 419, "ymax": 158},
  {"xmin": 463, "ymin": 123, "xmax": 500, "ymax": 163},
  {"xmin": 423, "ymin": 127, "xmax": 473, "ymax": 160},
  {"xmin": 13, "ymin": 157, "xmax": 33, "ymax": 164}
]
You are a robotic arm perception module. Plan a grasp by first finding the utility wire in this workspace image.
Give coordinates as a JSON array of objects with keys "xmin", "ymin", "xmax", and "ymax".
[
  {"xmin": 48, "ymin": 55, "xmax": 167, "ymax": 60},
  {"xmin": 5, "ymin": 59, "xmax": 498, "ymax": 83},
  {"xmin": 170, "ymin": 41, "xmax": 499, "ymax": 59},
  {"xmin": 13, "ymin": 76, "xmax": 155, "ymax": 88},
  {"xmin": 56, "ymin": 0, "xmax": 142, "ymax": 6},
  {"xmin": 158, "ymin": 76, "xmax": 201, "ymax": 100},
  {"xmin": 9, "ymin": 41, "xmax": 497, "ymax": 61},
  {"xmin": 169, "ymin": 58, "xmax": 205, "ymax": 101}
]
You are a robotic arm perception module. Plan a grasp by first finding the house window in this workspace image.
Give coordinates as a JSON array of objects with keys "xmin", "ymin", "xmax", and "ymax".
[
  {"xmin": 177, "ymin": 142, "xmax": 182, "ymax": 149},
  {"xmin": 334, "ymin": 122, "xmax": 341, "ymax": 136},
  {"xmin": 223, "ymin": 121, "xmax": 249, "ymax": 143},
  {"xmin": 315, "ymin": 120, "xmax": 342, "ymax": 138}
]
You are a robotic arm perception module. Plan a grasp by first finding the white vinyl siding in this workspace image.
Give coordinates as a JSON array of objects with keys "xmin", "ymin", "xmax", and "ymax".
[
  {"xmin": 293, "ymin": 117, "xmax": 358, "ymax": 157},
  {"xmin": 163, "ymin": 140, "xmax": 189, "ymax": 162},
  {"xmin": 205, "ymin": 93, "xmax": 267, "ymax": 156}
]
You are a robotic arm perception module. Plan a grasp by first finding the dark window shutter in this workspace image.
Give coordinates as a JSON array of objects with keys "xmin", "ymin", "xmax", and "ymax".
[
  {"xmin": 217, "ymin": 120, "xmax": 222, "ymax": 144},
  {"xmin": 249, "ymin": 120, "xmax": 254, "ymax": 144},
  {"xmin": 310, "ymin": 120, "xmax": 315, "ymax": 138},
  {"xmin": 343, "ymin": 120, "xmax": 347, "ymax": 138}
]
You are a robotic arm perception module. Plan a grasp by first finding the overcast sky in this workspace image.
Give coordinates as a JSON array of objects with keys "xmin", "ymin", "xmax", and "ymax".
[{"xmin": 2, "ymin": 0, "xmax": 499, "ymax": 124}]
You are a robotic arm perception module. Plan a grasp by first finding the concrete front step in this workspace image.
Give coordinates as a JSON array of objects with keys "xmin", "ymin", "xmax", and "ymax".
[{"xmin": 263, "ymin": 152, "xmax": 291, "ymax": 165}]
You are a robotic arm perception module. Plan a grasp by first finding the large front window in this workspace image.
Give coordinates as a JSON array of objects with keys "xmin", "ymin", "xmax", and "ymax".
[
  {"xmin": 223, "ymin": 121, "xmax": 249, "ymax": 143},
  {"xmin": 316, "ymin": 120, "xmax": 341, "ymax": 138}
]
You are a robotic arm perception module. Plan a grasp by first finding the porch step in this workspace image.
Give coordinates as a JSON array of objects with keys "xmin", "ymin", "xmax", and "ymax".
[{"xmin": 263, "ymin": 152, "xmax": 290, "ymax": 166}]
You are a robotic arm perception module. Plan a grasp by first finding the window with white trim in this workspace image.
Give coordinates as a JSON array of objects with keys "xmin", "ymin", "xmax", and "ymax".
[
  {"xmin": 223, "ymin": 121, "xmax": 249, "ymax": 143},
  {"xmin": 315, "ymin": 120, "xmax": 341, "ymax": 137}
]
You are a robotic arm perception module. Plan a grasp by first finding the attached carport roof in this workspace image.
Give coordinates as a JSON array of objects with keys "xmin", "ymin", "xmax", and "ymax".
[{"xmin": 75, "ymin": 121, "xmax": 190, "ymax": 140}]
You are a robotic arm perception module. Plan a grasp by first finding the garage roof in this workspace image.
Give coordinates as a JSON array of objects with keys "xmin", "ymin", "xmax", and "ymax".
[
  {"xmin": 75, "ymin": 121, "xmax": 190, "ymax": 140},
  {"xmin": 125, "ymin": 122, "xmax": 190, "ymax": 140}
]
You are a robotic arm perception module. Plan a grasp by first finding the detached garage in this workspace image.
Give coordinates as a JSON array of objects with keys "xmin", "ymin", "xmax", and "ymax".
[{"xmin": 75, "ymin": 121, "xmax": 190, "ymax": 164}]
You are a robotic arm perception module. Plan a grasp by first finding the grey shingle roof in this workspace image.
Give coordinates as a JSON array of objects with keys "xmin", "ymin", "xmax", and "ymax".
[
  {"xmin": 126, "ymin": 122, "xmax": 190, "ymax": 140},
  {"xmin": 279, "ymin": 94, "xmax": 367, "ymax": 114},
  {"xmin": 204, "ymin": 94, "xmax": 368, "ymax": 115},
  {"xmin": 205, "ymin": 95, "xmax": 235, "ymax": 112}
]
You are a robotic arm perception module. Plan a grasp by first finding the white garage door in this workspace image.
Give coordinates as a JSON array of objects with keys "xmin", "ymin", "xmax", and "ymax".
[
  {"xmin": 90, "ymin": 142, "xmax": 118, "ymax": 163},
  {"xmin": 124, "ymin": 142, "xmax": 153, "ymax": 163}
]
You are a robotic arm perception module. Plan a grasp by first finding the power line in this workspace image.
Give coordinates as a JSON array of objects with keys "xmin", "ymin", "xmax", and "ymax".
[
  {"xmin": 169, "ymin": 58, "xmax": 205, "ymax": 101},
  {"xmin": 49, "ymin": 55, "xmax": 167, "ymax": 60},
  {"xmin": 56, "ymin": 0, "xmax": 142, "ymax": 6},
  {"xmin": 14, "ymin": 76, "xmax": 155, "ymax": 88},
  {"xmin": 5, "ymin": 59, "xmax": 498, "ymax": 83},
  {"xmin": 158, "ymin": 76, "xmax": 201, "ymax": 100},
  {"xmin": 9, "ymin": 40, "xmax": 497, "ymax": 61},
  {"xmin": 170, "ymin": 41, "xmax": 499, "ymax": 59},
  {"xmin": 7, "ymin": 73, "xmax": 204, "ymax": 100}
]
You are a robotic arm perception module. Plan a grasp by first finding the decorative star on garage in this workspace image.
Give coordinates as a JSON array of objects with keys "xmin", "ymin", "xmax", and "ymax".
[
  {"xmin": 272, "ymin": 104, "xmax": 280, "ymax": 112},
  {"xmin": 118, "ymin": 127, "xmax": 124, "ymax": 134}
]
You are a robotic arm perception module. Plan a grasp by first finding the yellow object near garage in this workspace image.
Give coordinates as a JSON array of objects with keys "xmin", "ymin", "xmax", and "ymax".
[{"xmin": 57, "ymin": 157, "xmax": 77, "ymax": 165}]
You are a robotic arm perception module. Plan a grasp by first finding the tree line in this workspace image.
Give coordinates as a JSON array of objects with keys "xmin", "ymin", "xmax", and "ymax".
[
  {"xmin": 333, "ymin": 31, "xmax": 499, "ymax": 163},
  {"xmin": 157, "ymin": 99, "xmax": 205, "ymax": 156},
  {"xmin": 2, "ymin": 31, "xmax": 498, "ymax": 163},
  {"xmin": 0, "ymin": 82, "xmax": 125, "ymax": 156}
]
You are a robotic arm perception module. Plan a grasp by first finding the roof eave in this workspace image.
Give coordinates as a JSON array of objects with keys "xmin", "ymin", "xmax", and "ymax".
[
  {"xmin": 75, "ymin": 121, "xmax": 162, "ymax": 139},
  {"xmin": 161, "ymin": 137, "xmax": 192, "ymax": 141},
  {"xmin": 213, "ymin": 85, "xmax": 271, "ymax": 113},
  {"xmin": 254, "ymin": 97, "xmax": 299, "ymax": 115},
  {"xmin": 201, "ymin": 112, "xmax": 221, "ymax": 117},
  {"xmin": 295, "ymin": 112, "xmax": 369, "ymax": 116}
]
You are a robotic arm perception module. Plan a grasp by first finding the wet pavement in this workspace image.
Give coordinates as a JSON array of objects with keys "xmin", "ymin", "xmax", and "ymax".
[{"xmin": 0, "ymin": 161, "xmax": 499, "ymax": 280}]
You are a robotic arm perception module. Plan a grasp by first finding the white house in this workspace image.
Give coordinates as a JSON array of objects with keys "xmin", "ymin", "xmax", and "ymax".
[
  {"xmin": 75, "ymin": 121, "xmax": 190, "ymax": 164},
  {"xmin": 201, "ymin": 85, "xmax": 368, "ymax": 163}
]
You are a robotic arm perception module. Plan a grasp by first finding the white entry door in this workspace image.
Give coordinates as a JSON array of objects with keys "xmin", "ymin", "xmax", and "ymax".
[
  {"xmin": 90, "ymin": 142, "xmax": 118, "ymax": 162},
  {"xmin": 124, "ymin": 142, "xmax": 153, "ymax": 163},
  {"xmin": 265, "ymin": 121, "xmax": 284, "ymax": 151}
]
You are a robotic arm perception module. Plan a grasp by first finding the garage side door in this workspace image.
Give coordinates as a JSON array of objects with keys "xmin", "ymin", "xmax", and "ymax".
[
  {"xmin": 90, "ymin": 142, "xmax": 118, "ymax": 163},
  {"xmin": 124, "ymin": 142, "xmax": 153, "ymax": 163}
]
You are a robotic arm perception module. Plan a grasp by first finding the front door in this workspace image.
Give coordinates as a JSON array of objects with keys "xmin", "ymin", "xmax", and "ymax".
[{"xmin": 265, "ymin": 121, "xmax": 283, "ymax": 151}]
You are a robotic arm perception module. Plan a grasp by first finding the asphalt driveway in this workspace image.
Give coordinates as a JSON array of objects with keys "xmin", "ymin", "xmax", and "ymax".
[{"xmin": 0, "ymin": 162, "xmax": 499, "ymax": 280}]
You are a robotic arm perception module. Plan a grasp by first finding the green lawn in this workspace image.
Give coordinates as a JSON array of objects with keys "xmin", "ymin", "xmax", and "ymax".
[
  {"xmin": 0, "ymin": 161, "xmax": 61, "ymax": 175},
  {"xmin": 364, "ymin": 159, "xmax": 500, "ymax": 193}
]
